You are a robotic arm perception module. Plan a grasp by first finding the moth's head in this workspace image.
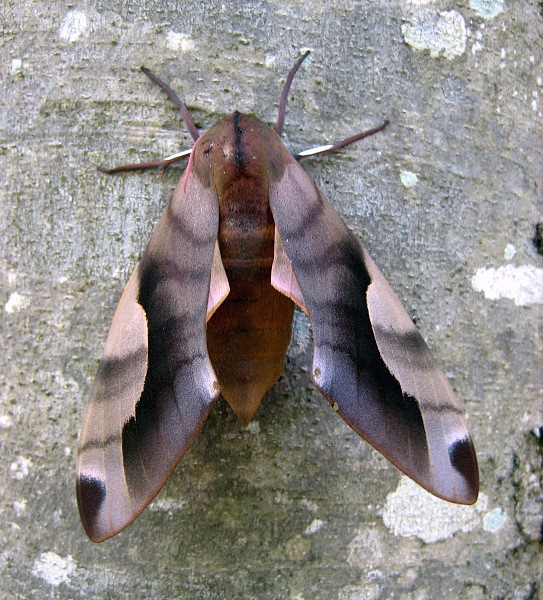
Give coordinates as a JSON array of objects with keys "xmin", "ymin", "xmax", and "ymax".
[{"xmin": 190, "ymin": 112, "xmax": 289, "ymax": 197}]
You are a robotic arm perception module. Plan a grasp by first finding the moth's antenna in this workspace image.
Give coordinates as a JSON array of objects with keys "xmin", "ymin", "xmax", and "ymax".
[
  {"xmin": 275, "ymin": 51, "xmax": 310, "ymax": 136},
  {"xmin": 141, "ymin": 67, "xmax": 200, "ymax": 142}
]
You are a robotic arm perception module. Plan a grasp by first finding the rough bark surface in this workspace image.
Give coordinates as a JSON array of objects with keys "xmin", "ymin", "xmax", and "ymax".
[{"xmin": 1, "ymin": 1, "xmax": 541, "ymax": 598}]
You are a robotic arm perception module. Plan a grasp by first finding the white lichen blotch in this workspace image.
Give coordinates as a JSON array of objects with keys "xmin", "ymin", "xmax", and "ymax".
[
  {"xmin": 10, "ymin": 456, "xmax": 32, "ymax": 480},
  {"xmin": 32, "ymin": 553, "xmax": 76, "ymax": 587},
  {"xmin": 11, "ymin": 58, "xmax": 24, "ymax": 76},
  {"xmin": 4, "ymin": 292, "xmax": 30, "ymax": 314},
  {"xmin": 402, "ymin": 10, "xmax": 467, "ymax": 59},
  {"xmin": 265, "ymin": 55, "xmax": 277, "ymax": 69},
  {"xmin": 148, "ymin": 496, "xmax": 187, "ymax": 514},
  {"xmin": 246, "ymin": 420, "xmax": 260, "ymax": 434},
  {"xmin": 59, "ymin": 9, "xmax": 88, "ymax": 43},
  {"xmin": 503, "ymin": 244, "xmax": 516, "ymax": 260},
  {"xmin": 13, "ymin": 499, "xmax": 27, "ymax": 517},
  {"xmin": 383, "ymin": 477, "xmax": 486, "ymax": 543},
  {"xmin": 471, "ymin": 265, "xmax": 543, "ymax": 306},
  {"xmin": 400, "ymin": 170, "xmax": 419, "ymax": 188},
  {"xmin": 0, "ymin": 414, "xmax": 13, "ymax": 428},
  {"xmin": 469, "ymin": 0, "xmax": 504, "ymax": 20},
  {"xmin": 483, "ymin": 507, "xmax": 507, "ymax": 532},
  {"xmin": 304, "ymin": 519, "xmax": 324, "ymax": 535},
  {"xmin": 166, "ymin": 32, "xmax": 195, "ymax": 52}
]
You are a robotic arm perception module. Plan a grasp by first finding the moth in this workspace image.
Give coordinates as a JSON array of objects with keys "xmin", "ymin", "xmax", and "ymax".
[{"xmin": 77, "ymin": 52, "xmax": 478, "ymax": 542}]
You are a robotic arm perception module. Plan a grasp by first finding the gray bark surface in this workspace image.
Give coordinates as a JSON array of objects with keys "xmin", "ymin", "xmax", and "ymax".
[{"xmin": 1, "ymin": 1, "xmax": 541, "ymax": 598}]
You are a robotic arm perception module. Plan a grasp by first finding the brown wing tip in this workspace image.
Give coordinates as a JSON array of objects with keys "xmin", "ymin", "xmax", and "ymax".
[{"xmin": 410, "ymin": 435, "xmax": 479, "ymax": 505}]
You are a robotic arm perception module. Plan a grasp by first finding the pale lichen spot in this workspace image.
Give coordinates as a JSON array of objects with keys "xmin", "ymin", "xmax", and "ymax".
[
  {"xmin": 13, "ymin": 499, "xmax": 27, "ymax": 517},
  {"xmin": 148, "ymin": 496, "xmax": 187, "ymax": 514},
  {"xmin": 402, "ymin": 10, "xmax": 467, "ymax": 60},
  {"xmin": 503, "ymin": 244, "xmax": 516, "ymax": 260},
  {"xmin": 471, "ymin": 265, "xmax": 543, "ymax": 306},
  {"xmin": 483, "ymin": 507, "xmax": 507, "ymax": 532},
  {"xmin": 304, "ymin": 519, "xmax": 324, "ymax": 535},
  {"xmin": 400, "ymin": 170, "xmax": 419, "ymax": 188},
  {"xmin": 32, "ymin": 552, "xmax": 77, "ymax": 587},
  {"xmin": 383, "ymin": 477, "xmax": 487, "ymax": 543},
  {"xmin": 11, "ymin": 58, "xmax": 24, "ymax": 76},
  {"xmin": 0, "ymin": 414, "xmax": 13, "ymax": 429},
  {"xmin": 59, "ymin": 9, "xmax": 88, "ymax": 43},
  {"xmin": 469, "ymin": 0, "xmax": 504, "ymax": 20},
  {"xmin": 265, "ymin": 55, "xmax": 277, "ymax": 69},
  {"xmin": 10, "ymin": 456, "xmax": 32, "ymax": 480},
  {"xmin": 246, "ymin": 420, "xmax": 260, "ymax": 434},
  {"xmin": 166, "ymin": 32, "xmax": 195, "ymax": 53},
  {"xmin": 5, "ymin": 292, "xmax": 30, "ymax": 314}
]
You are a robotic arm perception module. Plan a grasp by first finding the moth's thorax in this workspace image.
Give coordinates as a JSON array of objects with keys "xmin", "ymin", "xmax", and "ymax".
[{"xmin": 192, "ymin": 112, "xmax": 288, "ymax": 216}]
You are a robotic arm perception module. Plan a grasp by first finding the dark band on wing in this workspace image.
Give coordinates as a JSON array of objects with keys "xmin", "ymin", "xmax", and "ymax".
[
  {"xmin": 137, "ymin": 258, "xmax": 211, "ymax": 307},
  {"xmin": 89, "ymin": 347, "xmax": 148, "ymax": 403},
  {"xmin": 371, "ymin": 326, "xmax": 429, "ymax": 359},
  {"xmin": 122, "ymin": 246, "xmax": 215, "ymax": 501},
  {"xmin": 418, "ymin": 402, "xmax": 464, "ymax": 415},
  {"xmin": 274, "ymin": 186, "xmax": 325, "ymax": 241},
  {"xmin": 166, "ymin": 203, "xmax": 219, "ymax": 248},
  {"xmin": 79, "ymin": 431, "xmax": 122, "ymax": 453}
]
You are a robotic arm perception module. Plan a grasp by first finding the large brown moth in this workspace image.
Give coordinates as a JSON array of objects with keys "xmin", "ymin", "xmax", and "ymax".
[{"xmin": 77, "ymin": 52, "xmax": 478, "ymax": 542}]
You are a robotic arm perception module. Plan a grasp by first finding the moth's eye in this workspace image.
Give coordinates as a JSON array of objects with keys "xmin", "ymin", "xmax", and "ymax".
[{"xmin": 202, "ymin": 141, "xmax": 214, "ymax": 156}]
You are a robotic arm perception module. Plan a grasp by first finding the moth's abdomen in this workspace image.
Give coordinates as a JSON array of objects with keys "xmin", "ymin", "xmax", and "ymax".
[{"xmin": 206, "ymin": 212, "xmax": 294, "ymax": 426}]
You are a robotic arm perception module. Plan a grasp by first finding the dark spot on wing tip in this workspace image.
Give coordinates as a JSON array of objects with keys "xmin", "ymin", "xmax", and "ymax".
[
  {"xmin": 449, "ymin": 436, "xmax": 479, "ymax": 499},
  {"xmin": 449, "ymin": 436, "xmax": 474, "ymax": 468},
  {"xmin": 77, "ymin": 473, "xmax": 106, "ymax": 526},
  {"xmin": 533, "ymin": 223, "xmax": 543, "ymax": 255}
]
